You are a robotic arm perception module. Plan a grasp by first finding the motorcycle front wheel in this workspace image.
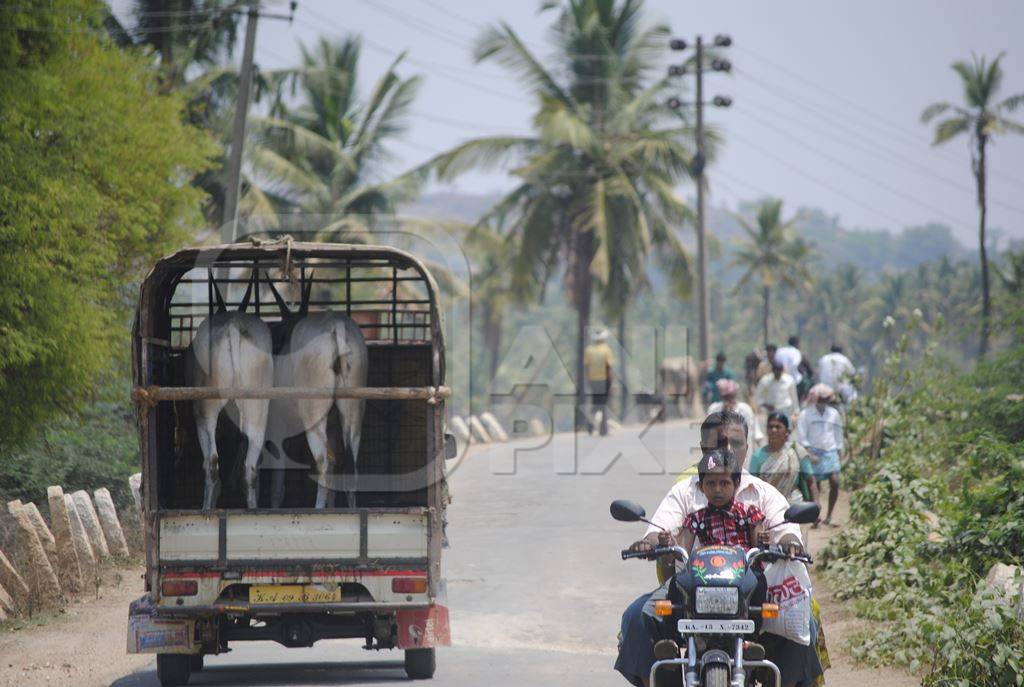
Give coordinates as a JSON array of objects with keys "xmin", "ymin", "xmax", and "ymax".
[{"xmin": 704, "ymin": 663, "xmax": 730, "ymax": 687}]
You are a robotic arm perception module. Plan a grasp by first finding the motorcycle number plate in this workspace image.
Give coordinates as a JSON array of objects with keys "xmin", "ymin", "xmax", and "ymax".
[{"xmin": 678, "ymin": 619, "xmax": 755, "ymax": 634}]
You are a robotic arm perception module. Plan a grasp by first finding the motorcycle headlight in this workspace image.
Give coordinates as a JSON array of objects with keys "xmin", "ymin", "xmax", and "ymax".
[{"xmin": 695, "ymin": 586, "xmax": 739, "ymax": 615}]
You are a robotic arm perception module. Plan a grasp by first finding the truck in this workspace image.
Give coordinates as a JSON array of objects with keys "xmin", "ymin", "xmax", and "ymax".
[{"xmin": 126, "ymin": 241, "xmax": 452, "ymax": 686}]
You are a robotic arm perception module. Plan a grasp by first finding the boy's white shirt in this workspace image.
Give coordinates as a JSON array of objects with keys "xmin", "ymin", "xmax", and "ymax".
[{"xmin": 644, "ymin": 471, "xmax": 803, "ymax": 551}]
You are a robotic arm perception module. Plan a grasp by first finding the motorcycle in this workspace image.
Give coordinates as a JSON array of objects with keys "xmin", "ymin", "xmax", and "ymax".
[{"xmin": 611, "ymin": 500, "xmax": 820, "ymax": 687}]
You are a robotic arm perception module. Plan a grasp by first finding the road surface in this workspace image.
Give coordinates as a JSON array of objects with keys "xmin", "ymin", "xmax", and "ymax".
[{"xmin": 111, "ymin": 418, "xmax": 701, "ymax": 686}]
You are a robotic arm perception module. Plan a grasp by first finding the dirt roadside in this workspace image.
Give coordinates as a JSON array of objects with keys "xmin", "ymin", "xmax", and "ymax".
[
  {"xmin": 805, "ymin": 486, "xmax": 919, "ymax": 687},
  {"xmin": 0, "ymin": 565, "xmax": 150, "ymax": 687}
]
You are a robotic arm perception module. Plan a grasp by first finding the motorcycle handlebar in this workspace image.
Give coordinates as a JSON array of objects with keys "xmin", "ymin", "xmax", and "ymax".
[
  {"xmin": 621, "ymin": 545, "xmax": 687, "ymax": 561},
  {"xmin": 748, "ymin": 546, "xmax": 814, "ymax": 566},
  {"xmin": 621, "ymin": 545, "xmax": 813, "ymax": 565}
]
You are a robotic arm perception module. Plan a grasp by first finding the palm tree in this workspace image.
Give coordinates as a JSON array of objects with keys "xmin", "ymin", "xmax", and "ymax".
[
  {"xmin": 732, "ymin": 199, "xmax": 813, "ymax": 347},
  {"xmin": 921, "ymin": 53, "xmax": 1024, "ymax": 357},
  {"xmin": 243, "ymin": 37, "xmax": 422, "ymax": 237},
  {"xmin": 109, "ymin": 1, "xmax": 245, "ymax": 94},
  {"xmin": 423, "ymin": 0, "xmax": 698, "ymax": 418}
]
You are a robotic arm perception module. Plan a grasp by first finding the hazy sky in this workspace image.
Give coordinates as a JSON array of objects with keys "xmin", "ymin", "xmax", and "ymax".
[{"xmin": 117, "ymin": 0, "xmax": 1024, "ymax": 246}]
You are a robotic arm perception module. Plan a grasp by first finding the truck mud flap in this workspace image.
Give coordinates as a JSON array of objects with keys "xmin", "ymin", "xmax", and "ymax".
[
  {"xmin": 397, "ymin": 605, "xmax": 450, "ymax": 649},
  {"xmin": 126, "ymin": 593, "xmax": 196, "ymax": 654}
]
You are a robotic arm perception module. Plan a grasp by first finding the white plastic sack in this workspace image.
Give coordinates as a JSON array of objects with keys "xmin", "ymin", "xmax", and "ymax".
[{"xmin": 762, "ymin": 559, "xmax": 812, "ymax": 645}]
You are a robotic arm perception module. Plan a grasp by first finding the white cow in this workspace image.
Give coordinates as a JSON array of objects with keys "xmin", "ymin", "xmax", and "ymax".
[
  {"xmin": 267, "ymin": 275, "xmax": 369, "ymax": 509},
  {"xmin": 186, "ymin": 273, "xmax": 273, "ymax": 509}
]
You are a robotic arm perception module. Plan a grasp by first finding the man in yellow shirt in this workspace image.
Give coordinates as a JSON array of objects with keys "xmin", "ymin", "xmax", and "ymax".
[{"xmin": 583, "ymin": 329, "xmax": 615, "ymax": 436}]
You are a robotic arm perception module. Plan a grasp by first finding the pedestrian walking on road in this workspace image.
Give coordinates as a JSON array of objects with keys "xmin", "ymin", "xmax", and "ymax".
[
  {"xmin": 798, "ymin": 384, "xmax": 844, "ymax": 527},
  {"xmin": 707, "ymin": 378, "xmax": 762, "ymax": 458},
  {"xmin": 583, "ymin": 329, "xmax": 615, "ymax": 436},
  {"xmin": 702, "ymin": 351, "xmax": 735, "ymax": 406},
  {"xmin": 750, "ymin": 411, "xmax": 818, "ymax": 506},
  {"xmin": 776, "ymin": 336, "xmax": 813, "ymax": 401},
  {"xmin": 817, "ymin": 344, "xmax": 858, "ymax": 404},
  {"xmin": 754, "ymin": 362, "xmax": 799, "ymax": 420}
]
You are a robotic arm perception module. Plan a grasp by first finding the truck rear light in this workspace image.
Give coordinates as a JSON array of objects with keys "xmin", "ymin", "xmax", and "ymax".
[
  {"xmin": 161, "ymin": 579, "xmax": 198, "ymax": 597},
  {"xmin": 392, "ymin": 577, "xmax": 427, "ymax": 594}
]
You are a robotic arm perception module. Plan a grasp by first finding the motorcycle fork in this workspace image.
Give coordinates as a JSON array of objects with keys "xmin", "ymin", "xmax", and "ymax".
[
  {"xmin": 732, "ymin": 636, "xmax": 745, "ymax": 687},
  {"xmin": 685, "ymin": 636, "xmax": 699, "ymax": 687}
]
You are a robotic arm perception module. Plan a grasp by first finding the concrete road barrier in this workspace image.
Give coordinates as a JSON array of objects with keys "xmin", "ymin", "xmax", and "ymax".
[
  {"xmin": 71, "ymin": 491, "xmax": 110, "ymax": 559},
  {"xmin": 0, "ymin": 549, "xmax": 29, "ymax": 615},
  {"xmin": 5, "ymin": 501, "xmax": 62, "ymax": 609},
  {"xmin": 480, "ymin": 412, "xmax": 509, "ymax": 442},
  {"xmin": 0, "ymin": 581, "xmax": 13, "ymax": 620},
  {"xmin": 93, "ymin": 489, "xmax": 130, "ymax": 559},
  {"xmin": 46, "ymin": 486, "xmax": 84, "ymax": 595},
  {"xmin": 21, "ymin": 502, "xmax": 57, "ymax": 570},
  {"xmin": 65, "ymin": 494, "xmax": 97, "ymax": 588},
  {"xmin": 468, "ymin": 415, "xmax": 492, "ymax": 444},
  {"xmin": 449, "ymin": 416, "xmax": 471, "ymax": 444}
]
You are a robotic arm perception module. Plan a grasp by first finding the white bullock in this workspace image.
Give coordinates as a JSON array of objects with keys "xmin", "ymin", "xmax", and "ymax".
[
  {"xmin": 267, "ymin": 276, "xmax": 369, "ymax": 509},
  {"xmin": 186, "ymin": 273, "xmax": 273, "ymax": 509}
]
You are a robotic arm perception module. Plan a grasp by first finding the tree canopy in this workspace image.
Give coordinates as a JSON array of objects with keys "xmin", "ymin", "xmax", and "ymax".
[{"xmin": 0, "ymin": 0, "xmax": 215, "ymax": 450}]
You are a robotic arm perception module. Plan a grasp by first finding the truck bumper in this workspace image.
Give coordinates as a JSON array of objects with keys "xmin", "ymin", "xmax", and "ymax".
[{"xmin": 126, "ymin": 594, "xmax": 451, "ymax": 653}]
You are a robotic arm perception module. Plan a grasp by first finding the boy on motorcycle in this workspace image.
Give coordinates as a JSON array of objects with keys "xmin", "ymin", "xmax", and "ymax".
[{"xmin": 614, "ymin": 411, "xmax": 824, "ymax": 687}]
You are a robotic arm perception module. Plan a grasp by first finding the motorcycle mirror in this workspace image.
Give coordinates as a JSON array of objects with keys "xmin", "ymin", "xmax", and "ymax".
[
  {"xmin": 783, "ymin": 502, "xmax": 821, "ymax": 524},
  {"xmin": 610, "ymin": 500, "xmax": 647, "ymax": 522}
]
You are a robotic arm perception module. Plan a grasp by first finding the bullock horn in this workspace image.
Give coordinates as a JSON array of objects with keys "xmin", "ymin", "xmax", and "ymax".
[
  {"xmin": 264, "ymin": 271, "xmax": 291, "ymax": 316},
  {"xmin": 210, "ymin": 272, "xmax": 227, "ymax": 313},
  {"xmin": 238, "ymin": 270, "xmax": 255, "ymax": 313},
  {"xmin": 299, "ymin": 270, "xmax": 314, "ymax": 317}
]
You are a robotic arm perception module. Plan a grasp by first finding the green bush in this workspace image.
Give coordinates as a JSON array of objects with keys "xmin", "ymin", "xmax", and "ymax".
[
  {"xmin": 0, "ymin": 372, "xmax": 138, "ymax": 512},
  {"xmin": 819, "ymin": 319, "xmax": 1024, "ymax": 686}
]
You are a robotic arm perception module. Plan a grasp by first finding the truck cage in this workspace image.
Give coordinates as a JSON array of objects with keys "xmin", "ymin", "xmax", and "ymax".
[{"xmin": 131, "ymin": 240, "xmax": 449, "ymax": 592}]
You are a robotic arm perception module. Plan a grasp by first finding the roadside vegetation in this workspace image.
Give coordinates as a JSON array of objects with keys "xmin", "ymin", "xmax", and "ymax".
[{"xmin": 819, "ymin": 312, "xmax": 1024, "ymax": 686}]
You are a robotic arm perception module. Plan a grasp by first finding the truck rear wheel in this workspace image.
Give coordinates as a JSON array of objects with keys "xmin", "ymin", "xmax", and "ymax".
[
  {"xmin": 156, "ymin": 654, "xmax": 191, "ymax": 686},
  {"xmin": 189, "ymin": 654, "xmax": 204, "ymax": 672},
  {"xmin": 404, "ymin": 648, "xmax": 436, "ymax": 679}
]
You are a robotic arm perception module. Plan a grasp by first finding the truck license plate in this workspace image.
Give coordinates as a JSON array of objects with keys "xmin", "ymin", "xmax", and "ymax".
[
  {"xmin": 249, "ymin": 584, "xmax": 342, "ymax": 604},
  {"xmin": 678, "ymin": 619, "xmax": 755, "ymax": 634}
]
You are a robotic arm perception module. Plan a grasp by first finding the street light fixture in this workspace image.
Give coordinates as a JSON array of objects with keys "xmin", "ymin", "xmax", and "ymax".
[
  {"xmin": 712, "ymin": 95, "xmax": 732, "ymax": 107},
  {"xmin": 713, "ymin": 34, "xmax": 732, "ymax": 47},
  {"xmin": 670, "ymin": 38, "xmax": 688, "ymax": 51},
  {"xmin": 711, "ymin": 58, "xmax": 732, "ymax": 73},
  {"xmin": 668, "ymin": 64, "xmax": 686, "ymax": 77}
]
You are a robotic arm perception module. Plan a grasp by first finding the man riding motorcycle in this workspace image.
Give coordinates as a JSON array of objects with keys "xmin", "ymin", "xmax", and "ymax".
[{"xmin": 614, "ymin": 410, "xmax": 824, "ymax": 687}]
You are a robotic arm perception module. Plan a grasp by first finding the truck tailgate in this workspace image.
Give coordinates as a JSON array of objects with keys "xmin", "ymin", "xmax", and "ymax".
[{"xmin": 158, "ymin": 511, "xmax": 428, "ymax": 562}]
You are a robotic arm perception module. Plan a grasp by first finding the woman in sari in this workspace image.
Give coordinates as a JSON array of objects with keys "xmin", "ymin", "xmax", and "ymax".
[{"xmin": 749, "ymin": 411, "xmax": 818, "ymax": 506}]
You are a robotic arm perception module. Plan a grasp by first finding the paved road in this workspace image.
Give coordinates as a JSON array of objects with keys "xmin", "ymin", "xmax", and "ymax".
[{"xmin": 112, "ymin": 419, "xmax": 701, "ymax": 687}]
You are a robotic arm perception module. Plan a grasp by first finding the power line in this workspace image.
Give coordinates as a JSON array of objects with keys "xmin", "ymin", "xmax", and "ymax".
[
  {"xmin": 257, "ymin": 43, "xmax": 520, "ymax": 137},
  {"xmin": 733, "ymin": 70, "xmax": 1024, "ymax": 216},
  {"xmin": 734, "ymin": 44, "xmax": 1024, "ymax": 186},
  {"xmin": 731, "ymin": 103, "xmax": 969, "ymax": 228},
  {"xmin": 358, "ymin": 0, "xmax": 476, "ymax": 50},
  {"xmin": 725, "ymin": 125, "xmax": 954, "ymax": 230},
  {"xmin": 295, "ymin": 10, "xmax": 523, "ymax": 104}
]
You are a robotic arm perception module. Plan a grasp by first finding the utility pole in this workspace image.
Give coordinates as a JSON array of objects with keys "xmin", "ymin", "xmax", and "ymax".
[
  {"xmin": 222, "ymin": 6, "xmax": 259, "ymax": 245},
  {"xmin": 668, "ymin": 35, "xmax": 732, "ymax": 363},
  {"xmin": 222, "ymin": 2, "xmax": 297, "ymax": 245},
  {"xmin": 694, "ymin": 35, "xmax": 709, "ymax": 364}
]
